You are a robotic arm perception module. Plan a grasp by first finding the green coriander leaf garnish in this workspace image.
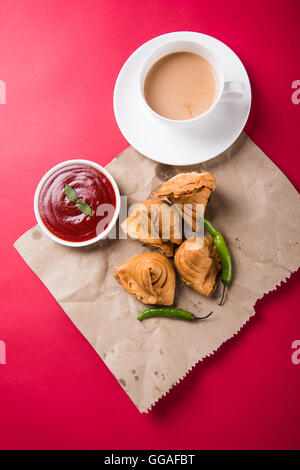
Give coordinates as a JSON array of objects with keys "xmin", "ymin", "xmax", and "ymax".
[
  {"xmin": 77, "ymin": 199, "xmax": 93, "ymax": 216},
  {"xmin": 64, "ymin": 185, "xmax": 78, "ymax": 203},
  {"xmin": 64, "ymin": 186, "xmax": 92, "ymax": 216}
]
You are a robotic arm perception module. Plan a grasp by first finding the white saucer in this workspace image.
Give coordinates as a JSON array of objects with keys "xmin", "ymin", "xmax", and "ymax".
[{"xmin": 113, "ymin": 32, "xmax": 251, "ymax": 166}]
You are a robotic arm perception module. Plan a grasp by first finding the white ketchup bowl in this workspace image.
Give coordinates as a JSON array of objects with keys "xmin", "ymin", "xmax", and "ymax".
[{"xmin": 34, "ymin": 159, "xmax": 121, "ymax": 247}]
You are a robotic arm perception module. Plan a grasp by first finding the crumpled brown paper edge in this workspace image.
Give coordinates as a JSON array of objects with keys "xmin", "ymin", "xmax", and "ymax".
[
  {"xmin": 14, "ymin": 133, "xmax": 300, "ymax": 413},
  {"xmin": 142, "ymin": 144, "xmax": 299, "ymax": 411},
  {"xmin": 114, "ymin": 134, "xmax": 300, "ymax": 413},
  {"xmin": 145, "ymin": 272, "xmax": 296, "ymax": 412}
]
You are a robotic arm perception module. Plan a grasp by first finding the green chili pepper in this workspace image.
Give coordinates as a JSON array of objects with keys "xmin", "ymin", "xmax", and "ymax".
[
  {"xmin": 203, "ymin": 218, "xmax": 232, "ymax": 306},
  {"xmin": 137, "ymin": 308, "xmax": 213, "ymax": 322}
]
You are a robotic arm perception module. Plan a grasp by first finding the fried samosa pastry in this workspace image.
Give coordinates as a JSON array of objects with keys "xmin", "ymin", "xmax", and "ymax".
[
  {"xmin": 121, "ymin": 199, "xmax": 182, "ymax": 257},
  {"xmin": 174, "ymin": 237, "xmax": 221, "ymax": 296},
  {"xmin": 152, "ymin": 172, "xmax": 216, "ymax": 231},
  {"xmin": 114, "ymin": 252, "xmax": 176, "ymax": 305}
]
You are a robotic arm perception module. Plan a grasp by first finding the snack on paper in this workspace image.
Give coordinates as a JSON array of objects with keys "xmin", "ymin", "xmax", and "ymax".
[
  {"xmin": 121, "ymin": 199, "xmax": 182, "ymax": 257},
  {"xmin": 174, "ymin": 237, "xmax": 221, "ymax": 296},
  {"xmin": 152, "ymin": 171, "xmax": 216, "ymax": 230},
  {"xmin": 114, "ymin": 251, "xmax": 176, "ymax": 305},
  {"xmin": 14, "ymin": 135, "xmax": 300, "ymax": 413}
]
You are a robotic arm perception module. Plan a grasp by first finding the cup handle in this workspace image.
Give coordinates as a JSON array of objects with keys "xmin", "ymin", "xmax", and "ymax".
[{"xmin": 220, "ymin": 81, "xmax": 245, "ymax": 102}]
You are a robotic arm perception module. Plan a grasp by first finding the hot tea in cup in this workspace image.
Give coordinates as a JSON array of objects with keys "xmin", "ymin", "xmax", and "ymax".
[
  {"xmin": 139, "ymin": 39, "xmax": 244, "ymax": 128},
  {"xmin": 144, "ymin": 51, "xmax": 219, "ymax": 120}
]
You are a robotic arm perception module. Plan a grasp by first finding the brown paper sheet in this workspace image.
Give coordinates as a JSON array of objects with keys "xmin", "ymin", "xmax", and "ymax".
[{"xmin": 14, "ymin": 133, "xmax": 300, "ymax": 413}]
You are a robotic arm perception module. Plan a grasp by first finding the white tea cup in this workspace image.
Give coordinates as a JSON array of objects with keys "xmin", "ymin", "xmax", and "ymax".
[{"xmin": 139, "ymin": 39, "xmax": 245, "ymax": 128}]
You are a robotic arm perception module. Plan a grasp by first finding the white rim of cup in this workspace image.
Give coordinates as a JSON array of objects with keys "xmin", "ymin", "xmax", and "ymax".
[
  {"xmin": 34, "ymin": 159, "xmax": 121, "ymax": 247},
  {"xmin": 139, "ymin": 39, "xmax": 225, "ymax": 124}
]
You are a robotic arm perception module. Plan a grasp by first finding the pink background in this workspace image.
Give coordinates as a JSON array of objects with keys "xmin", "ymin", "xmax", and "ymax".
[{"xmin": 0, "ymin": 0, "xmax": 299, "ymax": 450}]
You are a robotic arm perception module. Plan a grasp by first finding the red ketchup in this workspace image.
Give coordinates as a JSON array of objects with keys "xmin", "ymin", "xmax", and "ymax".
[{"xmin": 38, "ymin": 163, "xmax": 116, "ymax": 242}]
